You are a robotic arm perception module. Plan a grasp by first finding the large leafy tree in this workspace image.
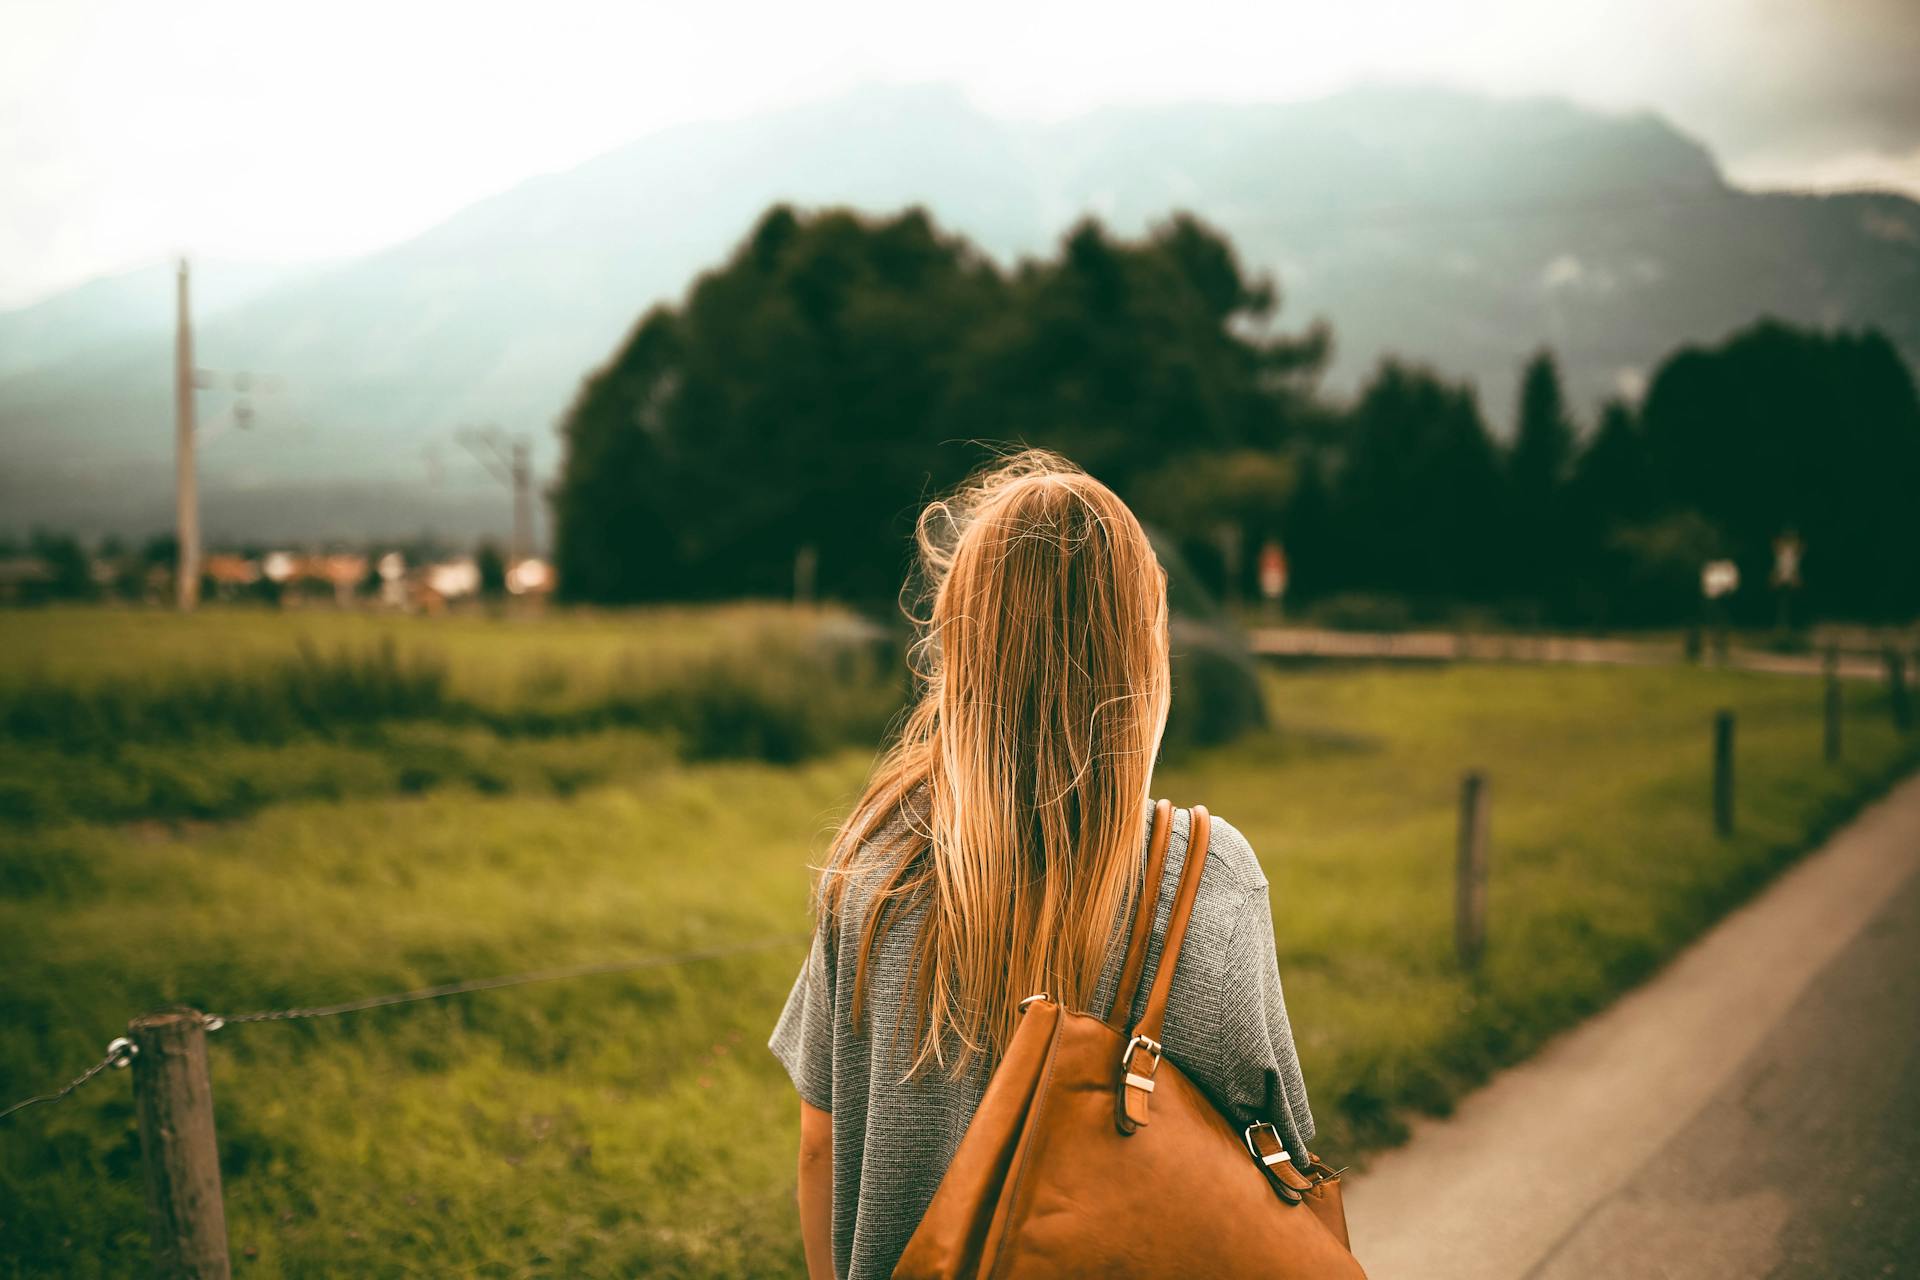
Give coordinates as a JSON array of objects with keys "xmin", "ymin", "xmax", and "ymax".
[
  {"xmin": 953, "ymin": 214, "xmax": 1327, "ymax": 496},
  {"xmin": 1638, "ymin": 319, "xmax": 1920, "ymax": 619},
  {"xmin": 554, "ymin": 207, "xmax": 1325, "ymax": 603},
  {"xmin": 553, "ymin": 205, "xmax": 1004, "ymax": 602}
]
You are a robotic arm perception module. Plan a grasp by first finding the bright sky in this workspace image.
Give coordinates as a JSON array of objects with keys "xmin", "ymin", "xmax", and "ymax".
[{"xmin": 3, "ymin": 0, "xmax": 1917, "ymax": 309}]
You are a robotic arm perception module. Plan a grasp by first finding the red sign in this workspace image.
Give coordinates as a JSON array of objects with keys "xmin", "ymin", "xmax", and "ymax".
[{"xmin": 1258, "ymin": 540, "xmax": 1288, "ymax": 600}]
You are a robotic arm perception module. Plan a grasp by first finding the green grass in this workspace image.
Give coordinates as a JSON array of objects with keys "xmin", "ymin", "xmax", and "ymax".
[
  {"xmin": 0, "ymin": 605, "xmax": 902, "ymax": 828},
  {"xmin": 0, "ymin": 605, "xmax": 858, "ymax": 705},
  {"xmin": 1, "ymin": 610, "xmax": 1915, "ymax": 1278}
]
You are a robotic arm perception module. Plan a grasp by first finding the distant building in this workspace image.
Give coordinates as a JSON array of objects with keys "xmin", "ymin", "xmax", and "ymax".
[
  {"xmin": 420, "ymin": 557, "xmax": 481, "ymax": 608},
  {"xmin": 376, "ymin": 552, "xmax": 409, "ymax": 608},
  {"xmin": 316, "ymin": 554, "xmax": 368, "ymax": 605},
  {"xmin": 507, "ymin": 557, "xmax": 555, "ymax": 597},
  {"xmin": 204, "ymin": 554, "xmax": 262, "ymax": 597}
]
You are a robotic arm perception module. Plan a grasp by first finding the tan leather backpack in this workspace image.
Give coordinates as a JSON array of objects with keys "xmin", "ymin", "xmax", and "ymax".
[{"xmin": 895, "ymin": 801, "xmax": 1368, "ymax": 1279}]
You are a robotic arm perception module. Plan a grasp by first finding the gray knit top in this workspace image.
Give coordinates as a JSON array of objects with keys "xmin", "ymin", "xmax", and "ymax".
[{"xmin": 769, "ymin": 800, "xmax": 1316, "ymax": 1280}]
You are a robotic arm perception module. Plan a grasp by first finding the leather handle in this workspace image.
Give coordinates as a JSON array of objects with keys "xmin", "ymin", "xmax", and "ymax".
[
  {"xmin": 1116, "ymin": 806, "xmax": 1211, "ymax": 1133},
  {"xmin": 1105, "ymin": 798, "xmax": 1173, "ymax": 1032},
  {"xmin": 1133, "ymin": 805, "xmax": 1209, "ymax": 1046}
]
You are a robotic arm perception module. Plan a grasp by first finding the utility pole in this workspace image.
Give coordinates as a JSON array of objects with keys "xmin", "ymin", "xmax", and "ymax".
[
  {"xmin": 510, "ymin": 437, "xmax": 532, "ymax": 577},
  {"xmin": 457, "ymin": 427, "xmax": 535, "ymax": 579},
  {"xmin": 171, "ymin": 259, "xmax": 281, "ymax": 612},
  {"xmin": 175, "ymin": 259, "xmax": 200, "ymax": 611}
]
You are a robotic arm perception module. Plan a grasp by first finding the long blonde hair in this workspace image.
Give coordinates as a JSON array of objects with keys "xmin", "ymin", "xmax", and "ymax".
[{"xmin": 818, "ymin": 449, "xmax": 1172, "ymax": 1078}]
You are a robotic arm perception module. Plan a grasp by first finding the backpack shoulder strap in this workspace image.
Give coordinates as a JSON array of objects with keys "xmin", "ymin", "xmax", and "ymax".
[
  {"xmin": 1105, "ymin": 799, "xmax": 1174, "ymax": 1032},
  {"xmin": 1117, "ymin": 804, "xmax": 1211, "ymax": 1134}
]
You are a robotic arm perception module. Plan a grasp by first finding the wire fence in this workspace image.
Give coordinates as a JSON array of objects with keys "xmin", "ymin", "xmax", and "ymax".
[
  {"xmin": 0, "ymin": 930, "xmax": 811, "ymax": 1124},
  {"xmin": 8, "ymin": 663, "xmax": 1910, "ymax": 1274},
  {"xmin": 0, "ymin": 1038, "xmax": 139, "ymax": 1122}
]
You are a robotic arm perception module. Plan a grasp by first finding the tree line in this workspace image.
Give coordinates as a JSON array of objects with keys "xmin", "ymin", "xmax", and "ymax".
[
  {"xmin": 551, "ymin": 204, "xmax": 1920, "ymax": 624},
  {"xmin": 513, "ymin": 204, "xmax": 1920, "ymax": 625}
]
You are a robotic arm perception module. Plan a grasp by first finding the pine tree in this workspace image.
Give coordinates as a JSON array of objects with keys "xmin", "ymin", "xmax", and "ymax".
[{"xmin": 1507, "ymin": 349, "xmax": 1577, "ymax": 606}]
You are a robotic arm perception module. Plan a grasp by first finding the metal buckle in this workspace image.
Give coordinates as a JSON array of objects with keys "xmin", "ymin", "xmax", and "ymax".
[
  {"xmin": 1305, "ymin": 1158, "xmax": 1349, "ymax": 1184},
  {"xmin": 1120, "ymin": 1034, "xmax": 1162, "ymax": 1071},
  {"xmin": 1018, "ymin": 993, "xmax": 1051, "ymax": 1013},
  {"xmin": 1243, "ymin": 1122, "xmax": 1291, "ymax": 1167}
]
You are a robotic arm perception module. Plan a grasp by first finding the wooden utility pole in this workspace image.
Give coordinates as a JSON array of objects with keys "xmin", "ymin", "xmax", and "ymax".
[
  {"xmin": 175, "ymin": 260, "xmax": 200, "ymax": 612},
  {"xmin": 1455, "ymin": 771, "xmax": 1490, "ymax": 968},
  {"xmin": 458, "ymin": 427, "xmax": 535, "ymax": 582},
  {"xmin": 510, "ymin": 437, "xmax": 532, "ymax": 578},
  {"xmin": 1713, "ymin": 710, "xmax": 1736, "ymax": 837},
  {"xmin": 130, "ymin": 1010, "xmax": 230, "ymax": 1278}
]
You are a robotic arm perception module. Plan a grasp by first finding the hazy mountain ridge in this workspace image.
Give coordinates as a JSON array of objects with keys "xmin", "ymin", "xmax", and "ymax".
[
  {"xmin": 2, "ymin": 83, "xmax": 1915, "ymax": 542},
  {"xmin": 0, "ymin": 259, "xmax": 312, "ymax": 382}
]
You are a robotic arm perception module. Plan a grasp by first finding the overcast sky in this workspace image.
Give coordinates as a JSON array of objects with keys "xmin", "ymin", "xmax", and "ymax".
[{"xmin": 3, "ymin": 0, "xmax": 1917, "ymax": 309}]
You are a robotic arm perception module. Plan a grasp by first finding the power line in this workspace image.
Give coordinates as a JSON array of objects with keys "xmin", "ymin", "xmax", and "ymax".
[{"xmin": 455, "ymin": 424, "xmax": 537, "ymax": 575}]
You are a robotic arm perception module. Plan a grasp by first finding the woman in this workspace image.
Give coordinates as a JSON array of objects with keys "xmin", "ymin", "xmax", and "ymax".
[{"xmin": 770, "ymin": 450, "xmax": 1315, "ymax": 1279}]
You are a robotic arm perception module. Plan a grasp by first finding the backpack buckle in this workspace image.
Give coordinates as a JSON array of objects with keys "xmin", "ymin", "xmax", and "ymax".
[
  {"xmin": 1120, "ymin": 1034, "xmax": 1162, "ymax": 1069},
  {"xmin": 1120, "ymin": 1034, "xmax": 1162, "ymax": 1090},
  {"xmin": 1243, "ymin": 1122, "xmax": 1290, "ymax": 1167}
]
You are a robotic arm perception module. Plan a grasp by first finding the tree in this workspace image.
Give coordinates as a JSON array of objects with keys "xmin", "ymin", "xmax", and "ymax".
[
  {"xmin": 553, "ymin": 205, "xmax": 1005, "ymax": 603},
  {"xmin": 953, "ymin": 214, "xmax": 1327, "ymax": 495},
  {"xmin": 1333, "ymin": 360, "xmax": 1507, "ymax": 602},
  {"xmin": 1126, "ymin": 450, "xmax": 1297, "ymax": 601},
  {"xmin": 1638, "ymin": 319, "xmax": 1920, "ymax": 620},
  {"xmin": 552, "ymin": 206, "xmax": 1323, "ymax": 604},
  {"xmin": 1506, "ymin": 349, "xmax": 1577, "ymax": 604},
  {"xmin": 28, "ymin": 531, "xmax": 93, "ymax": 600},
  {"xmin": 1564, "ymin": 398, "xmax": 1656, "ymax": 622},
  {"xmin": 1281, "ymin": 450, "xmax": 1338, "ymax": 603},
  {"xmin": 476, "ymin": 541, "xmax": 507, "ymax": 598}
]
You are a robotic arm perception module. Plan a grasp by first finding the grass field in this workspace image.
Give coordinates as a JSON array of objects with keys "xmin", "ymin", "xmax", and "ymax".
[{"xmin": 2, "ymin": 606, "xmax": 1915, "ymax": 1277}]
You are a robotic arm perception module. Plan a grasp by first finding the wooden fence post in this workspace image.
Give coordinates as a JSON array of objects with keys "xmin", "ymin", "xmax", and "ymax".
[
  {"xmin": 1824, "ymin": 647, "xmax": 1843, "ymax": 763},
  {"xmin": 1455, "ymin": 771, "xmax": 1490, "ymax": 968},
  {"xmin": 1887, "ymin": 649, "xmax": 1912, "ymax": 733},
  {"xmin": 130, "ymin": 1010, "xmax": 231, "ymax": 1280},
  {"xmin": 1713, "ymin": 710, "xmax": 1735, "ymax": 838}
]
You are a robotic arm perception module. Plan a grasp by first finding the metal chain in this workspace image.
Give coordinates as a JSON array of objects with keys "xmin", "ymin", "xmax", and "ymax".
[
  {"xmin": 0, "ymin": 1037, "xmax": 138, "ymax": 1122},
  {"xmin": 206, "ymin": 932, "xmax": 811, "ymax": 1026}
]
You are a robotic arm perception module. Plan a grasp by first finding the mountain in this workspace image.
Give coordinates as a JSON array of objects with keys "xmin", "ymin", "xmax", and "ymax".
[
  {"xmin": 2, "ymin": 84, "xmax": 1916, "ymax": 544},
  {"xmin": 0, "ymin": 259, "xmax": 312, "ymax": 382}
]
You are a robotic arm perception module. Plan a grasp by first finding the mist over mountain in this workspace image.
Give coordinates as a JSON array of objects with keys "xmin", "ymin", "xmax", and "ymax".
[
  {"xmin": 0, "ymin": 259, "xmax": 311, "ymax": 382},
  {"xmin": 2, "ymin": 84, "xmax": 1916, "ymax": 544}
]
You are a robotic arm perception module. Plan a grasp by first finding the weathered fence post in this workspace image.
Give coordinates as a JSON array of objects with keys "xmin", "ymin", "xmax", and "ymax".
[
  {"xmin": 1887, "ymin": 649, "xmax": 1912, "ymax": 733},
  {"xmin": 1455, "ymin": 771, "xmax": 1490, "ymax": 968},
  {"xmin": 1713, "ymin": 710, "xmax": 1736, "ymax": 838},
  {"xmin": 1824, "ymin": 646, "xmax": 1843, "ymax": 763},
  {"xmin": 130, "ymin": 1010, "xmax": 231, "ymax": 1280}
]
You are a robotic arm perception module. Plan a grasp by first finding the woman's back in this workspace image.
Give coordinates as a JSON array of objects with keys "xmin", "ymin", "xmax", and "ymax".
[{"xmin": 771, "ymin": 800, "xmax": 1316, "ymax": 1280}]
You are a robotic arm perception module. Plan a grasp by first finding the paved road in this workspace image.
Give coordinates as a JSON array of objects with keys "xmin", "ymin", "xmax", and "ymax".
[
  {"xmin": 1531, "ymin": 869, "xmax": 1920, "ymax": 1279},
  {"xmin": 1346, "ymin": 772, "xmax": 1920, "ymax": 1279},
  {"xmin": 1247, "ymin": 627, "xmax": 1900, "ymax": 681}
]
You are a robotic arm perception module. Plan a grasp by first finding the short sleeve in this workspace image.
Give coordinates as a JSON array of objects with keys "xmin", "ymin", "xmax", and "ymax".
[
  {"xmin": 1215, "ymin": 886, "xmax": 1316, "ymax": 1157},
  {"xmin": 768, "ymin": 925, "xmax": 835, "ymax": 1111}
]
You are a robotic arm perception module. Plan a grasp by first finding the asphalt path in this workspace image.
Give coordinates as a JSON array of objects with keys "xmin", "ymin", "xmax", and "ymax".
[
  {"xmin": 1345, "ymin": 771, "xmax": 1920, "ymax": 1279},
  {"xmin": 1247, "ymin": 627, "xmax": 1901, "ymax": 681}
]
